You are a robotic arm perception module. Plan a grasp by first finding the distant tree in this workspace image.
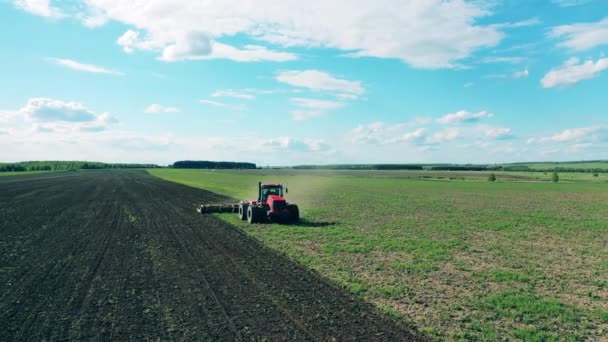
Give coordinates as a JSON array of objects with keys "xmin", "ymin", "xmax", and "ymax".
[
  {"xmin": 488, "ymin": 173, "xmax": 496, "ymax": 182},
  {"xmin": 552, "ymin": 171, "xmax": 559, "ymax": 183},
  {"xmin": 593, "ymin": 172, "xmax": 599, "ymax": 177}
]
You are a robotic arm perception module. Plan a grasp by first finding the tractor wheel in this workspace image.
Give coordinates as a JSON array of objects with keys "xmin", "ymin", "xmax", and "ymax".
[
  {"xmin": 287, "ymin": 204, "xmax": 299, "ymax": 223},
  {"xmin": 247, "ymin": 206, "xmax": 258, "ymax": 224},
  {"xmin": 238, "ymin": 203, "xmax": 248, "ymax": 220}
]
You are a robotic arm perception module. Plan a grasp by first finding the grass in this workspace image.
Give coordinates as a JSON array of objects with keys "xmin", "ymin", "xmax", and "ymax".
[{"xmin": 149, "ymin": 168, "xmax": 608, "ymax": 340}]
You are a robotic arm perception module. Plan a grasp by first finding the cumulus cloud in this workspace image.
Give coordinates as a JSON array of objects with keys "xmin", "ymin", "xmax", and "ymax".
[
  {"xmin": 116, "ymin": 29, "xmax": 296, "ymax": 62},
  {"xmin": 351, "ymin": 122, "xmax": 428, "ymax": 145},
  {"xmin": 10, "ymin": 98, "xmax": 117, "ymax": 133},
  {"xmin": 14, "ymin": 0, "xmax": 63, "ymax": 18},
  {"xmin": 550, "ymin": 17, "xmax": 608, "ymax": 51},
  {"xmin": 144, "ymin": 104, "xmax": 180, "ymax": 113},
  {"xmin": 20, "ymin": 98, "xmax": 97, "ymax": 122},
  {"xmin": 276, "ymin": 70, "xmax": 364, "ymax": 95},
  {"xmin": 539, "ymin": 126, "xmax": 607, "ymax": 142},
  {"xmin": 437, "ymin": 110, "xmax": 493, "ymax": 124},
  {"xmin": 47, "ymin": 58, "xmax": 123, "ymax": 76},
  {"xmin": 160, "ymin": 31, "xmax": 213, "ymax": 61},
  {"xmin": 541, "ymin": 57, "xmax": 608, "ymax": 88},
  {"xmin": 69, "ymin": 0, "xmax": 505, "ymax": 68},
  {"xmin": 117, "ymin": 30, "xmax": 142, "ymax": 54},
  {"xmin": 484, "ymin": 127, "xmax": 513, "ymax": 139},
  {"xmin": 211, "ymin": 90, "xmax": 254, "ymax": 100},
  {"xmin": 262, "ymin": 137, "xmax": 330, "ymax": 152},
  {"xmin": 426, "ymin": 128, "xmax": 461, "ymax": 143},
  {"xmin": 290, "ymin": 97, "xmax": 344, "ymax": 121}
]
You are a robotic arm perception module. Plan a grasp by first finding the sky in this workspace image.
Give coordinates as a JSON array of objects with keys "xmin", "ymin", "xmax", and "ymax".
[{"xmin": 1, "ymin": 0, "xmax": 607, "ymax": 166}]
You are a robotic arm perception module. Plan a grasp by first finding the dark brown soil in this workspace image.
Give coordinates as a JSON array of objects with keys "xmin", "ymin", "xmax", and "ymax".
[{"xmin": 0, "ymin": 170, "xmax": 423, "ymax": 341}]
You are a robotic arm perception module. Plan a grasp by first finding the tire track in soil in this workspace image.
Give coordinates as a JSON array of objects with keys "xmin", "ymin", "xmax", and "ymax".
[{"xmin": 0, "ymin": 170, "xmax": 424, "ymax": 341}]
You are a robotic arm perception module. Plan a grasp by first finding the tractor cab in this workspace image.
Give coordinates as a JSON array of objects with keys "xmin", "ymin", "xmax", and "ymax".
[{"xmin": 258, "ymin": 183, "xmax": 284, "ymax": 203}]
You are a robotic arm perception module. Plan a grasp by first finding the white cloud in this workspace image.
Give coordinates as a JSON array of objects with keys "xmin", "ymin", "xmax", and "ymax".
[
  {"xmin": 336, "ymin": 93, "xmax": 358, "ymax": 100},
  {"xmin": 117, "ymin": 30, "xmax": 142, "ymax": 54},
  {"xmin": 290, "ymin": 98, "xmax": 343, "ymax": 110},
  {"xmin": 290, "ymin": 97, "xmax": 344, "ymax": 121},
  {"xmin": 20, "ymin": 98, "xmax": 97, "ymax": 122},
  {"xmin": 485, "ymin": 69, "xmax": 529, "ymax": 79},
  {"xmin": 437, "ymin": 110, "xmax": 493, "ymax": 124},
  {"xmin": 540, "ymin": 126, "xmax": 604, "ymax": 142},
  {"xmin": 484, "ymin": 127, "xmax": 513, "ymax": 139},
  {"xmin": 199, "ymin": 43, "xmax": 296, "ymax": 62},
  {"xmin": 200, "ymin": 99, "xmax": 228, "ymax": 107},
  {"xmin": 14, "ymin": 0, "xmax": 63, "ymax": 18},
  {"xmin": 144, "ymin": 104, "xmax": 180, "ymax": 114},
  {"xmin": 212, "ymin": 90, "xmax": 254, "ymax": 100},
  {"xmin": 552, "ymin": 0, "xmax": 592, "ymax": 7},
  {"xmin": 385, "ymin": 128, "xmax": 427, "ymax": 144},
  {"xmin": 277, "ymin": 70, "xmax": 364, "ymax": 95},
  {"xmin": 8, "ymin": 98, "xmax": 117, "ymax": 134},
  {"xmin": 550, "ymin": 17, "xmax": 608, "ymax": 51},
  {"xmin": 427, "ymin": 128, "xmax": 461, "ymax": 143},
  {"xmin": 292, "ymin": 110, "xmax": 323, "ymax": 121},
  {"xmin": 160, "ymin": 31, "xmax": 212, "ymax": 61},
  {"xmin": 118, "ymin": 30, "xmax": 297, "ymax": 62},
  {"xmin": 481, "ymin": 56, "xmax": 526, "ymax": 64},
  {"xmin": 75, "ymin": 0, "xmax": 504, "ymax": 68},
  {"xmin": 262, "ymin": 137, "xmax": 330, "ymax": 152},
  {"xmin": 464, "ymin": 82, "xmax": 474, "ymax": 88},
  {"xmin": 351, "ymin": 121, "xmax": 428, "ymax": 145},
  {"xmin": 541, "ymin": 57, "xmax": 608, "ymax": 88},
  {"xmin": 199, "ymin": 99, "xmax": 245, "ymax": 111},
  {"xmin": 47, "ymin": 58, "xmax": 123, "ymax": 76},
  {"xmin": 511, "ymin": 69, "xmax": 529, "ymax": 79}
]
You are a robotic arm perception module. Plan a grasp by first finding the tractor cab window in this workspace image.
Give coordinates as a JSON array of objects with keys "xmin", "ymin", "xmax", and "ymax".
[{"xmin": 261, "ymin": 186, "xmax": 282, "ymax": 201}]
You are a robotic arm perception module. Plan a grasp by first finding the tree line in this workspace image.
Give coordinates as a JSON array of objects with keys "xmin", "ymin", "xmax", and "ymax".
[
  {"xmin": 172, "ymin": 160, "xmax": 257, "ymax": 169},
  {"xmin": 291, "ymin": 164, "xmax": 423, "ymax": 170},
  {"xmin": 0, "ymin": 161, "xmax": 160, "ymax": 173}
]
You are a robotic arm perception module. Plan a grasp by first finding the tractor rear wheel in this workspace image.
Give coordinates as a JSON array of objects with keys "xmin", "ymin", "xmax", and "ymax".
[
  {"xmin": 247, "ymin": 206, "xmax": 258, "ymax": 224},
  {"xmin": 287, "ymin": 204, "xmax": 299, "ymax": 223},
  {"xmin": 238, "ymin": 203, "xmax": 248, "ymax": 220}
]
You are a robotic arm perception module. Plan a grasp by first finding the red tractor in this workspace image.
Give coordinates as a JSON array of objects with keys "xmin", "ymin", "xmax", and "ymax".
[
  {"xmin": 197, "ymin": 182, "xmax": 299, "ymax": 224},
  {"xmin": 238, "ymin": 182, "xmax": 299, "ymax": 224}
]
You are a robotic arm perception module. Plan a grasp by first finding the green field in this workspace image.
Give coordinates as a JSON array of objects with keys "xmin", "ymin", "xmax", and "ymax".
[
  {"xmin": 507, "ymin": 161, "xmax": 608, "ymax": 171},
  {"xmin": 149, "ymin": 168, "xmax": 608, "ymax": 340}
]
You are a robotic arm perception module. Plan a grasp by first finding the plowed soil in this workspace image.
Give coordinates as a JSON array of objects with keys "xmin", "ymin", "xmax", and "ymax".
[{"xmin": 0, "ymin": 170, "xmax": 422, "ymax": 341}]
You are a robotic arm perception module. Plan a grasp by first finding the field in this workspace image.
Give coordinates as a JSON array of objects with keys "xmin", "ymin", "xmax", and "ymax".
[
  {"xmin": 0, "ymin": 171, "xmax": 418, "ymax": 340},
  {"xmin": 150, "ymin": 168, "xmax": 608, "ymax": 340},
  {"xmin": 511, "ymin": 162, "xmax": 608, "ymax": 171}
]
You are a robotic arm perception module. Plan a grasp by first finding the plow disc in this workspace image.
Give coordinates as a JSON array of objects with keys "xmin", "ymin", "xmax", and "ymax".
[{"xmin": 197, "ymin": 203, "xmax": 239, "ymax": 214}]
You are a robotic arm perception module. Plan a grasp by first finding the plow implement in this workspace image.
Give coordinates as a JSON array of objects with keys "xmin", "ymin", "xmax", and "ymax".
[{"xmin": 197, "ymin": 203, "xmax": 239, "ymax": 214}]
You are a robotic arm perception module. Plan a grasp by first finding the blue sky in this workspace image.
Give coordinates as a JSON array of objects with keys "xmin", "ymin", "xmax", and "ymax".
[{"xmin": 1, "ymin": 0, "xmax": 607, "ymax": 165}]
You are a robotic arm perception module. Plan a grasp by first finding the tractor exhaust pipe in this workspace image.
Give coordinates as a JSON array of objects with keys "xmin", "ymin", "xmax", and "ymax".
[{"xmin": 258, "ymin": 181, "xmax": 262, "ymax": 202}]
